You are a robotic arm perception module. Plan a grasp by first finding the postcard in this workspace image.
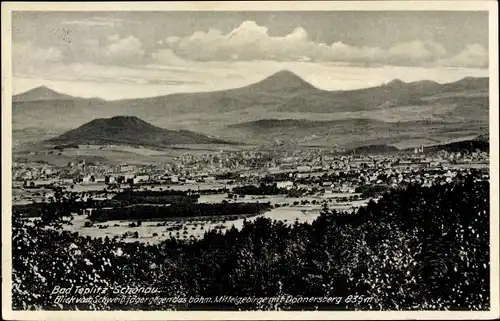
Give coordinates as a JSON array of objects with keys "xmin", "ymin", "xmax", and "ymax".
[{"xmin": 2, "ymin": 1, "xmax": 499, "ymax": 320}]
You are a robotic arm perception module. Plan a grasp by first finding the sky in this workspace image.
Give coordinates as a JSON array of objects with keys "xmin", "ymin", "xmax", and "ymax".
[{"xmin": 12, "ymin": 11, "xmax": 489, "ymax": 100}]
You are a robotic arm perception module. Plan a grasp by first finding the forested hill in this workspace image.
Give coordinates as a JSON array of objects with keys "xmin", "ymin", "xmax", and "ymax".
[{"xmin": 46, "ymin": 116, "xmax": 233, "ymax": 147}]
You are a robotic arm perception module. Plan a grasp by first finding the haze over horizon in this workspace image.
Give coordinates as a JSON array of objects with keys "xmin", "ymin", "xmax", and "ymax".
[{"xmin": 12, "ymin": 11, "xmax": 489, "ymax": 100}]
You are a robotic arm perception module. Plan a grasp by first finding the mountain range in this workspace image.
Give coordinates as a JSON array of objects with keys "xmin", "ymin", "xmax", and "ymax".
[{"xmin": 12, "ymin": 70, "xmax": 489, "ymax": 148}]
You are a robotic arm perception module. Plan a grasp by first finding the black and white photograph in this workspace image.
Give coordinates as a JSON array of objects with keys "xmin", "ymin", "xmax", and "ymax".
[{"xmin": 2, "ymin": 1, "xmax": 499, "ymax": 320}]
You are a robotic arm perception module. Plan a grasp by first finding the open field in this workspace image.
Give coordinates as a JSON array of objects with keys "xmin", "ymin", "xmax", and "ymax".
[
  {"xmin": 60, "ymin": 193, "xmax": 369, "ymax": 244},
  {"xmin": 146, "ymin": 183, "xmax": 237, "ymax": 192},
  {"xmin": 14, "ymin": 148, "xmax": 173, "ymax": 166},
  {"xmin": 65, "ymin": 214, "xmax": 243, "ymax": 244},
  {"xmin": 12, "ymin": 187, "xmax": 51, "ymax": 205},
  {"xmin": 62, "ymin": 206, "xmax": 320, "ymax": 244},
  {"xmin": 13, "ymin": 143, "xmax": 255, "ymax": 166},
  {"xmin": 20, "ymin": 189, "xmax": 370, "ymax": 244}
]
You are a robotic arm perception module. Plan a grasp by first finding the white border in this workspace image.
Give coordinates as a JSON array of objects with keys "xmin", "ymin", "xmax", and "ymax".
[{"xmin": 2, "ymin": 2, "xmax": 499, "ymax": 320}]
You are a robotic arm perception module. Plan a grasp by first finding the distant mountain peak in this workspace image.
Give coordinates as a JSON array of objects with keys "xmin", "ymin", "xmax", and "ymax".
[
  {"xmin": 443, "ymin": 76, "xmax": 489, "ymax": 91},
  {"xmin": 409, "ymin": 79, "xmax": 439, "ymax": 86},
  {"xmin": 22, "ymin": 86, "xmax": 62, "ymax": 95},
  {"xmin": 109, "ymin": 115, "xmax": 143, "ymax": 122},
  {"xmin": 102, "ymin": 115, "xmax": 154, "ymax": 129},
  {"xmin": 34, "ymin": 85, "xmax": 51, "ymax": 91},
  {"xmin": 265, "ymin": 70, "xmax": 308, "ymax": 83},
  {"xmin": 271, "ymin": 69, "xmax": 302, "ymax": 78},
  {"xmin": 385, "ymin": 79, "xmax": 407, "ymax": 87},
  {"xmin": 248, "ymin": 69, "xmax": 318, "ymax": 92},
  {"xmin": 462, "ymin": 76, "xmax": 480, "ymax": 81},
  {"xmin": 453, "ymin": 76, "xmax": 488, "ymax": 84},
  {"xmin": 13, "ymin": 85, "xmax": 75, "ymax": 102}
]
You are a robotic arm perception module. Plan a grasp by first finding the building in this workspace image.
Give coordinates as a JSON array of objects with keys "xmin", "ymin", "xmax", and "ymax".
[
  {"xmin": 297, "ymin": 166, "xmax": 311, "ymax": 173},
  {"xmin": 119, "ymin": 164, "xmax": 134, "ymax": 173},
  {"xmin": 127, "ymin": 177, "xmax": 139, "ymax": 185},
  {"xmin": 118, "ymin": 174, "xmax": 135, "ymax": 184},
  {"xmin": 59, "ymin": 178, "xmax": 74, "ymax": 185},
  {"xmin": 276, "ymin": 181, "xmax": 294, "ymax": 189},
  {"xmin": 135, "ymin": 174, "xmax": 150, "ymax": 183},
  {"xmin": 24, "ymin": 179, "xmax": 55, "ymax": 188},
  {"xmin": 23, "ymin": 180, "xmax": 35, "ymax": 188},
  {"xmin": 94, "ymin": 177, "xmax": 106, "ymax": 183},
  {"xmin": 105, "ymin": 175, "xmax": 116, "ymax": 184},
  {"xmin": 280, "ymin": 164, "xmax": 295, "ymax": 170},
  {"xmin": 267, "ymin": 167, "xmax": 281, "ymax": 174}
]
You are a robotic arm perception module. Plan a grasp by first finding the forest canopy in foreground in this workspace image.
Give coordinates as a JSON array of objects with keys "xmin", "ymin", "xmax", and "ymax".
[{"xmin": 12, "ymin": 175, "xmax": 489, "ymax": 311}]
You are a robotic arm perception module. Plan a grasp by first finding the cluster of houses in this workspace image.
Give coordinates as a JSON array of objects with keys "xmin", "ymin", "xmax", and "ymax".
[
  {"xmin": 16, "ymin": 147, "xmax": 489, "ymax": 193},
  {"xmin": 22, "ymin": 171, "xmax": 220, "ymax": 189}
]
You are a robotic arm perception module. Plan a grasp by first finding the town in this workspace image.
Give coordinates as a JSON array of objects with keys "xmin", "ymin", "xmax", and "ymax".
[
  {"xmin": 14, "ymin": 146, "xmax": 489, "ymax": 197},
  {"xmin": 12, "ymin": 144, "xmax": 489, "ymax": 244}
]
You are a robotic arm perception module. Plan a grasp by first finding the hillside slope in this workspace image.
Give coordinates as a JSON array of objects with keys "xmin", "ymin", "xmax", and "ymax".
[{"xmin": 46, "ymin": 116, "xmax": 233, "ymax": 147}]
